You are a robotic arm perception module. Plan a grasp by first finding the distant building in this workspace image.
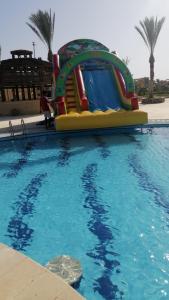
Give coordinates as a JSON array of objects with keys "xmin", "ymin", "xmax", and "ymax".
[
  {"xmin": 134, "ymin": 77, "xmax": 169, "ymax": 96},
  {"xmin": 0, "ymin": 50, "xmax": 52, "ymax": 115},
  {"xmin": 134, "ymin": 77, "xmax": 149, "ymax": 96},
  {"xmin": 154, "ymin": 79, "xmax": 169, "ymax": 93},
  {"xmin": 135, "ymin": 77, "xmax": 149, "ymax": 89}
]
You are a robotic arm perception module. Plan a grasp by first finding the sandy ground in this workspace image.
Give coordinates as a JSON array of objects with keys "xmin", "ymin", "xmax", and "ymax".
[{"xmin": 0, "ymin": 99, "xmax": 169, "ymax": 137}]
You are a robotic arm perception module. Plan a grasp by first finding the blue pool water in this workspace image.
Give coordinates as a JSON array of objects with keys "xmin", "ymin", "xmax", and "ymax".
[{"xmin": 1, "ymin": 129, "xmax": 169, "ymax": 300}]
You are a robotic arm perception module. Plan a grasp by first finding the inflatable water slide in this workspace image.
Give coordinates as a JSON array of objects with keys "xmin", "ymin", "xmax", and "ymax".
[{"xmin": 53, "ymin": 39, "xmax": 148, "ymax": 131}]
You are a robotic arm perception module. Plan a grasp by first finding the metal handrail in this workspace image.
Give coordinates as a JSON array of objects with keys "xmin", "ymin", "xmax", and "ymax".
[
  {"xmin": 21, "ymin": 118, "xmax": 26, "ymax": 135},
  {"xmin": 9, "ymin": 121, "xmax": 15, "ymax": 137}
]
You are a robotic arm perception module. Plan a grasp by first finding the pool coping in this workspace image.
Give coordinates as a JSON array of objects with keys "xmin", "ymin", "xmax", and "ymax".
[
  {"xmin": 0, "ymin": 120, "xmax": 169, "ymax": 142},
  {"xmin": 0, "ymin": 243, "xmax": 85, "ymax": 300}
]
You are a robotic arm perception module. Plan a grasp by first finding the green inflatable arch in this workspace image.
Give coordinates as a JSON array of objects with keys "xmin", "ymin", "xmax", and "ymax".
[{"xmin": 55, "ymin": 50, "xmax": 134, "ymax": 97}]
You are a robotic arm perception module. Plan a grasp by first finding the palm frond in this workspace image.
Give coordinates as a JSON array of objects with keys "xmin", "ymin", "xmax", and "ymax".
[
  {"xmin": 26, "ymin": 22, "xmax": 44, "ymax": 43},
  {"xmin": 152, "ymin": 16, "xmax": 165, "ymax": 51},
  {"xmin": 26, "ymin": 9, "xmax": 55, "ymax": 55},
  {"xmin": 135, "ymin": 16, "xmax": 165, "ymax": 55},
  {"xmin": 135, "ymin": 25, "xmax": 149, "ymax": 49}
]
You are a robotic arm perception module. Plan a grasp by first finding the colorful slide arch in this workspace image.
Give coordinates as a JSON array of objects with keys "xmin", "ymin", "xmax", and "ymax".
[{"xmin": 55, "ymin": 50, "xmax": 134, "ymax": 98}]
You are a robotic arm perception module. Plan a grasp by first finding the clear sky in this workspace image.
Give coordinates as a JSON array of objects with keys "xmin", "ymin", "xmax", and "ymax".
[{"xmin": 0, "ymin": 0, "xmax": 169, "ymax": 79}]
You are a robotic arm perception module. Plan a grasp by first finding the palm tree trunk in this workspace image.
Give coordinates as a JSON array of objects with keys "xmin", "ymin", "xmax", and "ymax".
[
  {"xmin": 48, "ymin": 48, "xmax": 53, "ymax": 62},
  {"xmin": 149, "ymin": 54, "xmax": 155, "ymax": 98}
]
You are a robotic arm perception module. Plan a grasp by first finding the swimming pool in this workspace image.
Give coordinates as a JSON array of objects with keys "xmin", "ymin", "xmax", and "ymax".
[{"xmin": 0, "ymin": 128, "xmax": 169, "ymax": 300}]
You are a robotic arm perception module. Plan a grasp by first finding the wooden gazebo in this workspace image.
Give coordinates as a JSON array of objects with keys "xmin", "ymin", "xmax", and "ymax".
[{"xmin": 0, "ymin": 50, "xmax": 52, "ymax": 115}]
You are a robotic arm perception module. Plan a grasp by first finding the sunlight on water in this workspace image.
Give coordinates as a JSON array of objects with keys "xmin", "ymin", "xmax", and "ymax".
[{"xmin": 0, "ymin": 128, "xmax": 169, "ymax": 300}]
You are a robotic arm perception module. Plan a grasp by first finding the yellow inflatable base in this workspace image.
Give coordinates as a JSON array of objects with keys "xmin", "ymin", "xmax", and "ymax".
[{"xmin": 55, "ymin": 109, "xmax": 148, "ymax": 131}]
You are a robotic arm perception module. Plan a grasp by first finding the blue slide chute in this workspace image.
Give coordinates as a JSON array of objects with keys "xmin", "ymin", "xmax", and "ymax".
[{"xmin": 82, "ymin": 67, "xmax": 122, "ymax": 111}]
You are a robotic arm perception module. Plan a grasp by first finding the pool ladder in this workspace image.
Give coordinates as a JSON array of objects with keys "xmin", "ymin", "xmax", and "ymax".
[
  {"xmin": 9, "ymin": 121, "xmax": 15, "ymax": 137},
  {"xmin": 21, "ymin": 118, "xmax": 26, "ymax": 135},
  {"xmin": 9, "ymin": 119, "xmax": 26, "ymax": 137}
]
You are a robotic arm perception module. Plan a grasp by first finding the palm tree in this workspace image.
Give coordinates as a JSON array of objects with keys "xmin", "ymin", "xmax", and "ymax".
[
  {"xmin": 135, "ymin": 16, "xmax": 165, "ymax": 98},
  {"xmin": 26, "ymin": 9, "xmax": 55, "ymax": 62}
]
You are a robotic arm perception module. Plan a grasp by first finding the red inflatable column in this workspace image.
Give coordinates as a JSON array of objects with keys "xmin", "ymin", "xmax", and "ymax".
[
  {"xmin": 131, "ymin": 96, "xmax": 139, "ymax": 110},
  {"xmin": 52, "ymin": 54, "xmax": 66, "ymax": 115},
  {"xmin": 53, "ymin": 54, "xmax": 60, "ymax": 80},
  {"xmin": 115, "ymin": 68, "xmax": 127, "ymax": 96},
  {"xmin": 56, "ymin": 96, "xmax": 66, "ymax": 115}
]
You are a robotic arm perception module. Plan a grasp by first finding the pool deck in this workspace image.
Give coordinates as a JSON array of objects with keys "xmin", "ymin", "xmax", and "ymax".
[
  {"xmin": 140, "ymin": 99, "xmax": 169, "ymax": 120},
  {"xmin": 0, "ymin": 114, "xmax": 49, "ymax": 138},
  {"xmin": 0, "ymin": 243, "xmax": 85, "ymax": 300},
  {"xmin": 0, "ymin": 100, "xmax": 169, "ymax": 138}
]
